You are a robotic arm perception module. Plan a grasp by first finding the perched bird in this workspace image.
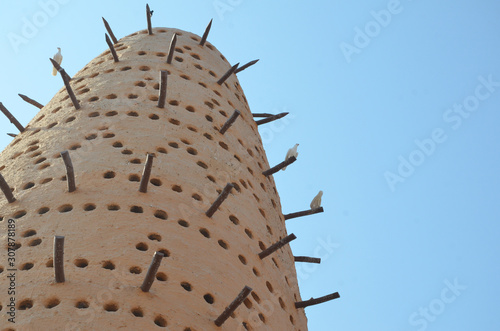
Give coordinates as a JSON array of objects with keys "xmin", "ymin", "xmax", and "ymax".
[
  {"xmin": 52, "ymin": 47, "xmax": 63, "ymax": 76},
  {"xmin": 310, "ymin": 190, "xmax": 323, "ymax": 209},
  {"xmin": 150, "ymin": 10, "xmax": 154, "ymax": 17},
  {"xmin": 282, "ymin": 143, "xmax": 299, "ymax": 171}
]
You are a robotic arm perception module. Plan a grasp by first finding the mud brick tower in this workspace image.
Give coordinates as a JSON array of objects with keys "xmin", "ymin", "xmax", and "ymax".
[{"xmin": 0, "ymin": 7, "xmax": 338, "ymax": 331}]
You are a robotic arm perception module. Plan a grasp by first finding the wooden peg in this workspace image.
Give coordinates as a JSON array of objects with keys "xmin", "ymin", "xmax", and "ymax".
[
  {"xmin": 139, "ymin": 154, "xmax": 154, "ymax": 193},
  {"xmin": 60, "ymin": 151, "xmax": 76, "ymax": 192},
  {"xmin": 200, "ymin": 19, "xmax": 213, "ymax": 46},
  {"xmin": 214, "ymin": 286, "xmax": 252, "ymax": 326},
  {"xmin": 294, "ymin": 256, "xmax": 321, "ymax": 264},
  {"xmin": 284, "ymin": 207, "xmax": 324, "ymax": 220},
  {"xmin": 105, "ymin": 33, "xmax": 119, "ymax": 62},
  {"xmin": 219, "ymin": 109, "xmax": 241, "ymax": 134},
  {"xmin": 50, "ymin": 58, "xmax": 80, "ymax": 110},
  {"xmin": 234, "ymin": 59, "xmax": 259, "ymax": 74},
  {"xmin": 54, "ymin": 236, "xmax": 65, "ymax": 283},
  {"xmin": 217, "ymin": 63, "xmax": 239, "ymax": 85},
  {"xmin": 256, "ymin": 112, "xmax": 289, "ymax": 125},
  {"xmin": 140, "ymin": 252, "xmax": 165, "ymax": 292},
  {"xmin": 157, "ymin": 71, "xmax": 168, "ymax": 108},
  {"xmin": 295, "ymin": 292, "xmax": 340, "ymax": 308},
  {"xmin": 18, "ymin": 94, "xmax": 44, "ymax": 109},
  {"xmin": 0, "ymin": 102, "xmax": 24, "ymax": 132},
  {"xmin": 262, "ymin": 156, "xmax": 296, "ymax": 176},
  {"xmin": 258, "ymin": 234, "xmax": 297, "ymax": 259},
  {"xmin": 206, "ymin": 183, "xmax": 234, "ymax": 218},
  {"xmin": 102, "ymin": 17, "xmax": 118, "ymax": 44},
  {"xmin": 0, "ymin": 173, "xmax": 15, "ymax": 203},
  {"xmin": 166, "ymin": 33, "xmax": 178, "ymax": 64},
  {"xmin": 146, "ymin": 4, "xmax": 153, "ymax": 35}
]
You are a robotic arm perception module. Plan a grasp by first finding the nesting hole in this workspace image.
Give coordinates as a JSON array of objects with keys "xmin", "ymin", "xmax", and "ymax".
[
  {"xmin": 203, "ymin": 294, "xmax": 214, "ymax": 304},
  {"xmin": 136, "ymin": 242, "xmax": 148, "ymax": 251},
  {"xmin": 103, "ymin": 171, "xmax": 116, "ymax": 179},
  {"xmin": 102, "ymin": 261, "xmax": 115, "ymax": 270},
  {"xmin": 130, "ymin": 206, "xmax": 143, "ymax": 213},
  {"xmin": 58, "ymin": 205, "xmax": 73, "ymax": 213},
  {"xmin": 45, "ymin": 298, "xmax": 60, "ymax": 309},
  {"xmin": 107, "ymin": 204, "xmax": 120, "ymax": 211},
  {"xmin": 181, "ymin": 282, "xmax": 192, "ymax": 291},
  {"xmin": 74, "ymin": 259, "xmax": 88, "ymax": 268},
  {"xmin": 154, "ymin": 210, "xmax": 167, "ymax": 220},
  {"xmin": 76, "ymin": 300, "xmax": 90, "ymax": 309},
  {"xmin": 156, "ymin": 272, "xmax": 167, "ymax": 281},
  {"xmin": 28, "ymin": 238, "xmax": 42, "ymax": 247},
  {"xmin": 154, "ymin": 316, "xmax": 167, "ymax": 327},
  {"xmin": 131, "ymin": 307, "xmax": 144, "ymax": 317},
  {"xmin": 104, "ymin": 302, "xmax": 119, "ymax": 312},
  {"xmin": 18, "ymin": 299, "xmax": 33, "ymax": 310},
  {"xmin": 178, "ymin": 220, "xmax": 189, "ymax": 227},
  {"xmin": 21, "ymin": 263, "xmax": 34, "ymax": 270},
  {"xmin": 199, "ymin": 228, "xmax": 210, "ymax": 238}
]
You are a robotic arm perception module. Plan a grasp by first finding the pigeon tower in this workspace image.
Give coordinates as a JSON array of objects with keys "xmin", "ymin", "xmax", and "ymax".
[{"xmin": 0, "ymin": 7, "xmax": 339, "ymax": 330}]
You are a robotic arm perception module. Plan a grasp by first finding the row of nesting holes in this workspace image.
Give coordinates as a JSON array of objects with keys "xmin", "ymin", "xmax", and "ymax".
[
  {"xmin": 4, "ymin": 204, "xmax": 168, "ymax": 221},
  {"xmin": 11, "ymin": 298, "xmax": 173, "ymax": 328}
]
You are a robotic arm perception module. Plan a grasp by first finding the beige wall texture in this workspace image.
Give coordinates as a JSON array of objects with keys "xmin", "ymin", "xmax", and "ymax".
[{"xmin": 0, "ymin": 27, "xmax": 308, "ymax": 330}]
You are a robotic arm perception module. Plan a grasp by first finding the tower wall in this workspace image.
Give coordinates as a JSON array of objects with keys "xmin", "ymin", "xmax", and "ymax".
[{"xmin": 0, "ymin": 28, "xmax": 307, "ymax": 330}]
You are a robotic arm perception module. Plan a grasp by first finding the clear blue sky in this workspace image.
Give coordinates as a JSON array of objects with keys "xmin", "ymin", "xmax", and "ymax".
[{"xmin": 1, "ymin": 1, "xmax": 499, "ymax": 330}]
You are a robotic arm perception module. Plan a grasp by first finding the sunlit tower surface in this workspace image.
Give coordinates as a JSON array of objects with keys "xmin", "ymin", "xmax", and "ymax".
[{"xmin": 0, "ymin": 8, "xmax": 339, "ymax": 330}]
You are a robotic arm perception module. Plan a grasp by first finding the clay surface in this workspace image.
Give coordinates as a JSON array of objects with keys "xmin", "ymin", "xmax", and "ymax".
[{"xmin": 0, "ymin": 27, "xmax": 306, "ymax": 330}]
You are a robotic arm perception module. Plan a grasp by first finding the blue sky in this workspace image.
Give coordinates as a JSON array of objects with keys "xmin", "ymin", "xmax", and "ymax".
[{"xmin": 1, "ymin": 1, "xmax": 499, "ymax": 330}]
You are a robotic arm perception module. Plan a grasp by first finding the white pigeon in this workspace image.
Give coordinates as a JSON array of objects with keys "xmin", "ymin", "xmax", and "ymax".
[
  {"xmin": 282, "ymin": 143, "xmax": 299, "ymax": 171},
  {"xmin": 310, "ymin": 190, "xmax": 323, "ymax": 209},
  {"xmin": 52, "ymin": 47, "xmax": 63, "ymax": 76}
]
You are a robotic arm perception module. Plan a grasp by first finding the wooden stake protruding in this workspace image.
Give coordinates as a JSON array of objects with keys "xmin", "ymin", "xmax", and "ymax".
[
  {"xmin": 0, "ymin": 173, "xmax": 16, "ymax": 203},
  {"xmin": 49, "ymin": 57, "xmax": 71, "ymax": 82},
  {"xmin": 7, "ymin": 133, "xmax": 17, "ymax": 138},
  {"xmin": 295, "ymin": 292, "xmax": 340, "ymax": 308},
  {"xmin": 60, "ymin": 151, "xmax": 76, "ymax": 193},
  {"xmin": 262, "ymin": 156, "xmax": 297, "ymax": 177},
  {"xmin": 214, "ymin": 286, "xmax": 252, "ymax": 327},
  {"xmin": 217, "ymin": 63, "xmax": 239, "ymax": 85},
  {"xmin": 157, "ymin": 71, "xmax": 168, "ymax": 108},
  {"xmin": 18, "ymin": 94, "xmax": 44, "ymax": 109},
  {"xmin": 54, "ymin": 236, "xmax": 65, "ymax": 283},
  {"xmin": 0, "ymin": 102, "xmax": 24, "ymax": 132},
  {"xmin": 146, "ymin": 4, "xmax": 153, "ymax": 35},
  {"xmin": 284, "ymin": 207, "xmax": 324, "ymax": 221},
  {"xmin": 234, "ymin": 59, "xmax": 259, "ymax": 74},
  {"xmin": 102, "ymin": 17, "xmax": 118, "ymax": 44},
  {"xmin": 140, "ymin": 251, "xmax": 165, "ymax": 292},
  {"xmin": 50, "ymin": 58, "xmax": 80, "ymax": 110},
  {"xmin": 219, "ymin": 109, "xmax": 241, "ymax": 134},
  {"xmin": 139, "ymin": 154, "xmax": 154, "ymax": 193},
  {"xmin": 258, "ymin": 234, "xmax": 297, "ymax": 259},
  {"xmin": 166, "ymin": 33, "xmax": 178, "ymax": 64},
  {"xmin": 206, "ymin": 183, "xmax": 234, "ymax": 218},
  {"xmin": 294, "ymin": 256, "xmax": 321, "ymax": 264},
  {"xmin": 199, "ymin": 19, "xmax": 213, "ymax": 46},
  {"xmin": 105, "ymin": 33, "xmax": 119, "ymax": 62},
  {"xmin": 256, "ymin": 112, "xmax": 289, "ymax": 125},
  {"xmin": 252, "ymin": 113, "xmax": 273, "ymax": 118}
]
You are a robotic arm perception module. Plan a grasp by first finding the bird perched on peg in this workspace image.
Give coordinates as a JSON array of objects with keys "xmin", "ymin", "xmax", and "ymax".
[
  {"xmin": 52, "ymin": 47, "xmax": 62, "ymax": 76},
  {"xmin": 310, "ymin": 190, "xmax": 323, "ymax": 209},
  {"xmin": 282, "ymin": 143, "xmax": 299, "ymax": 171}
]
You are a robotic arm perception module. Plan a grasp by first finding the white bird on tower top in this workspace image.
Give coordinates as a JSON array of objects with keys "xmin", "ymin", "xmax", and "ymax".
[
  {"xmin": 310, "ymin": 190, "xmax": 323, "ymax": 209},
  {"xmin": 52, "ymin": 47, "xmax": 63, "ymax": 76},
  {"xmin": 282, "ymin": 143, "xmax": 299, "ymax": 171}
]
